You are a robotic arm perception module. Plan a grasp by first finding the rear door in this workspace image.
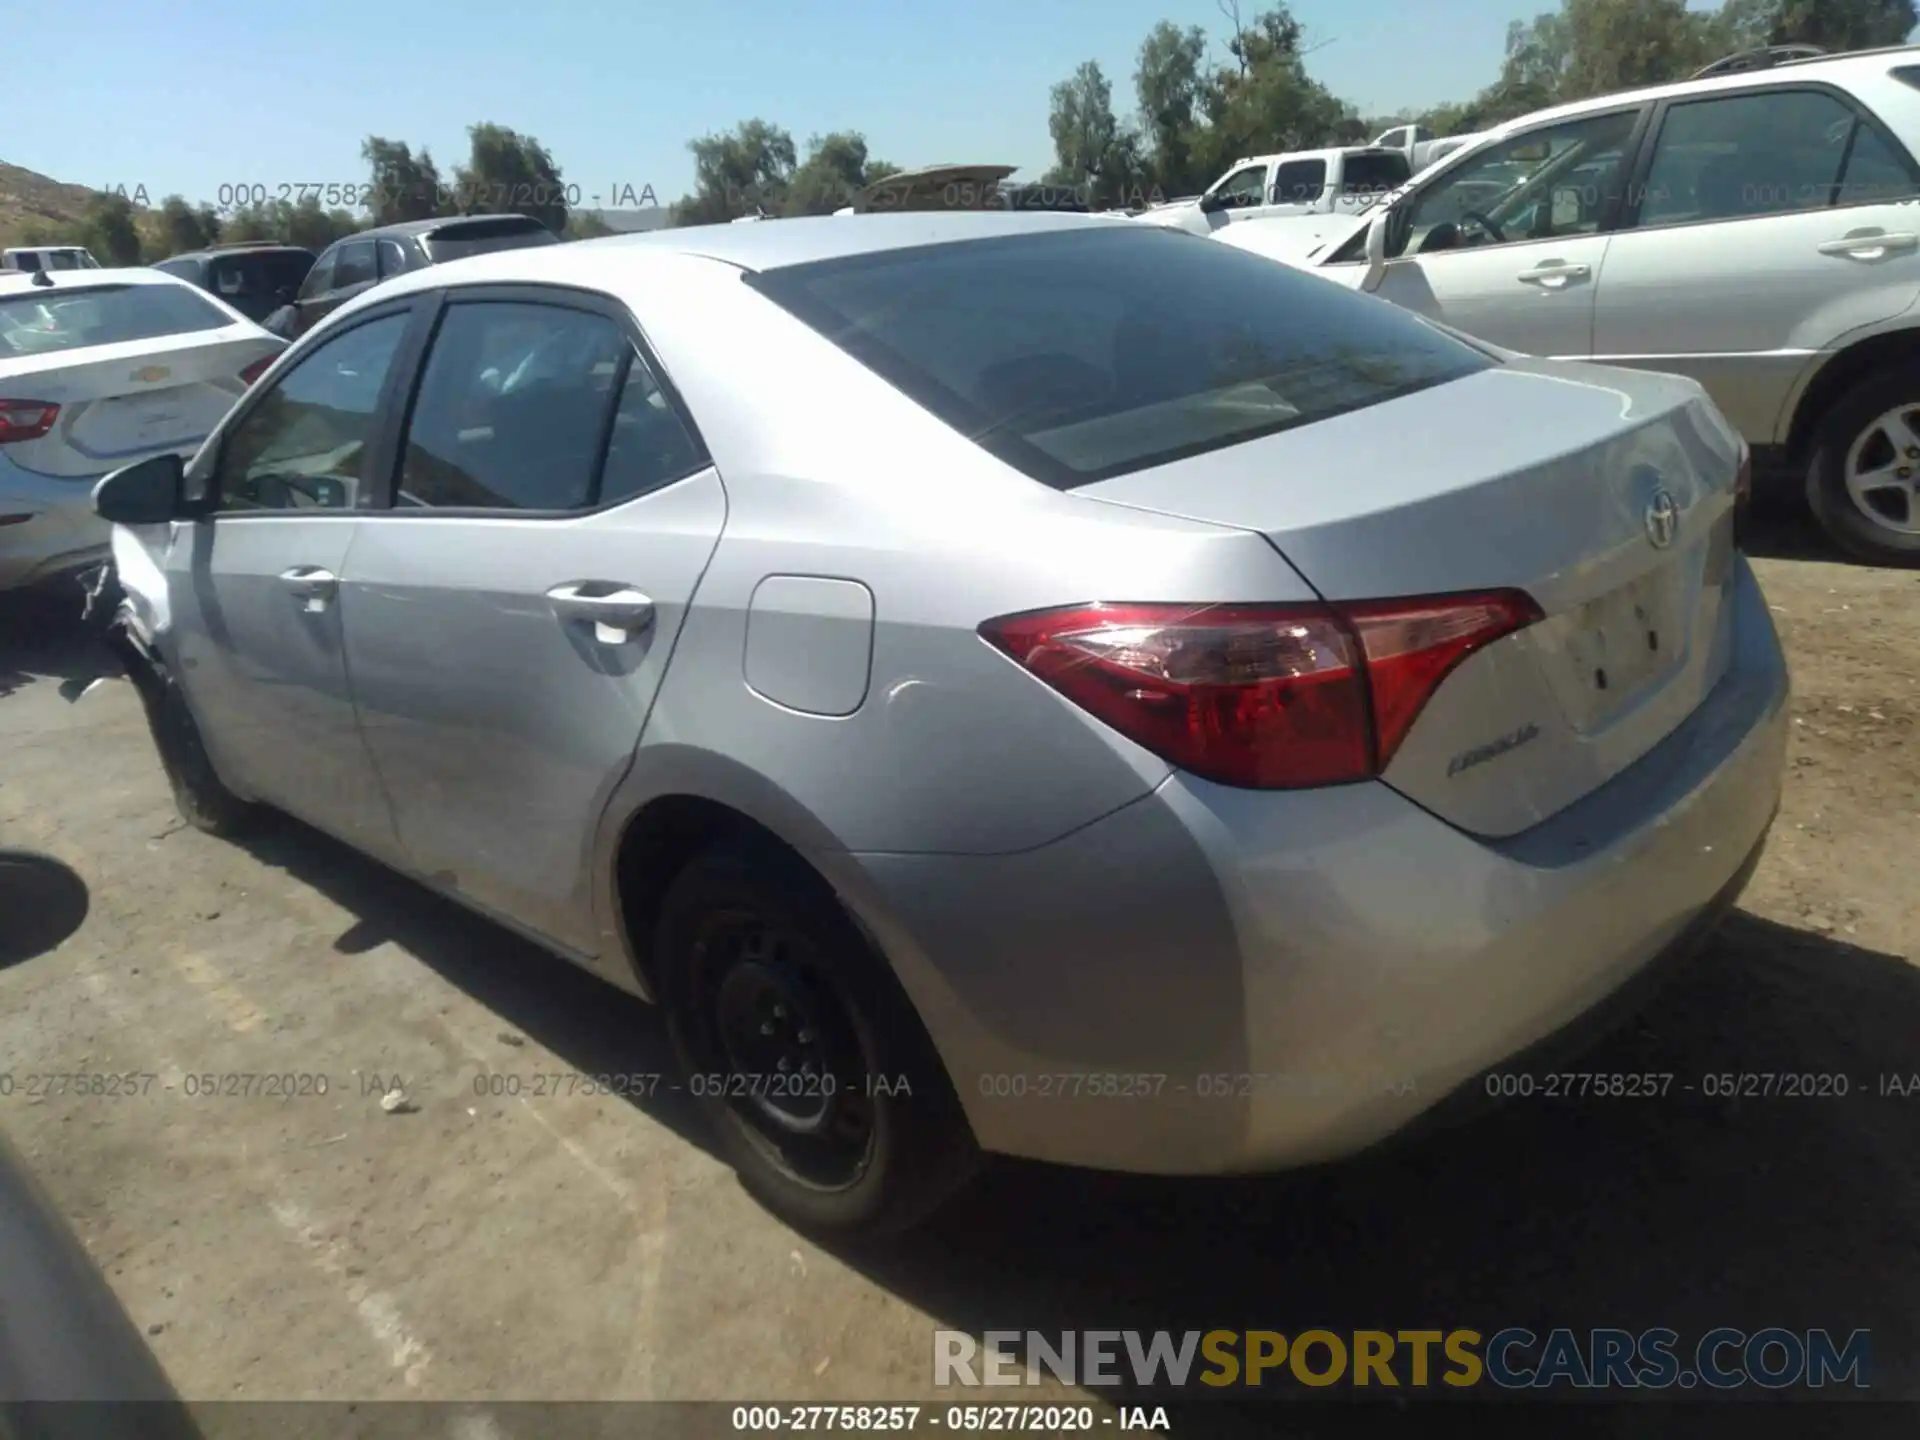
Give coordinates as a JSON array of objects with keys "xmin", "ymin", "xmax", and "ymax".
[
  {"xmin": 1319, "ymin": 104, "xmax": 1649, "ymax": 357},
  {"xmin": 340, "ymin": 285, "xmax": 724, "ymax": 955},
  {"xmin": 1590, "ymin": 81, "xmax": 1920, "ymax": 442},
  {"xmin": 160, "ymin": 304, "xmax": 419, "ymax": 855},
  {"xmin": 0, "ymin": 282, "xmax": 280, "ymax": 481}
]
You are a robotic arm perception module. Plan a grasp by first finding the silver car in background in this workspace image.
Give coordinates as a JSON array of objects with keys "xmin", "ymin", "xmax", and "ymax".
[
  {"xmin": 92, "ymin": 214, "xmax": 1787, "ymax": 1237},
  {"xmin": 0, "ymin": 269, "xmax": 282, "ymax": 592}
]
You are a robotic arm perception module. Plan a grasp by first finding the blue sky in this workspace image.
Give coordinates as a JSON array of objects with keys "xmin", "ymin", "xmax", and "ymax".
[{"xmin": 24, "ymin": 0, "xmax": 1728, "ymax": 212}]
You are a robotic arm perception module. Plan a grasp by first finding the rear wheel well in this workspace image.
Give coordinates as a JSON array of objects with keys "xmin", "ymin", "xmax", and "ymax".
[
  {"xmin": 614, "ymin": 796, "xmax": 825, "ymax": 999},
  {"xmin": 1787, "ymin": 329, "xmax": 1920, "ymax": 464}
]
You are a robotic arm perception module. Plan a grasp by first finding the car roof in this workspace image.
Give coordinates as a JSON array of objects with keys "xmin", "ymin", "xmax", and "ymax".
[
  {"xmin": 0, "ymin": 267, "xmax": 185, "ymax": 294},
  {"xmin": 162, "ymin": 244, "xmax": 313, "ymax": 263},
  {"xmin": 342, "ymin": 214, "xmax": 555, "ymax": 244},
  {"xmin": 1485, "ymin": 42, "xmax": 1920, "ymax": 134},
  {"xmin": 375, "ymin": 210, "xmax": 1117, "ymax": 291}
]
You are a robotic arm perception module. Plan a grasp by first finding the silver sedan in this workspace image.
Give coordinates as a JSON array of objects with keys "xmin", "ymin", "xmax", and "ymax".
[{"xmin": 92, "ymin": 212, "xmax": 1787, "ymax": 1237}]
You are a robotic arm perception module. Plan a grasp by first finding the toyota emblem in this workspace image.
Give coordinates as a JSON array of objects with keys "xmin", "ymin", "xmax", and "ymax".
[{"xmin": 1644, "ymin": 489, "xmax": 1679, "ymax": 549}]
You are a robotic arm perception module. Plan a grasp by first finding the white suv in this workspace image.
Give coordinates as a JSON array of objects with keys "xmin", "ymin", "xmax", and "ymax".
[{"xmin": 1222, "ymin": 43, "xmax": 1920, "ymax": 566}]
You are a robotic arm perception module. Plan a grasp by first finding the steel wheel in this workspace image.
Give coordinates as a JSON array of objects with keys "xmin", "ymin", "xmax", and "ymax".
[{"xmin": 689, "ymin": 911, "xmax": 878, "ymax": 1191}]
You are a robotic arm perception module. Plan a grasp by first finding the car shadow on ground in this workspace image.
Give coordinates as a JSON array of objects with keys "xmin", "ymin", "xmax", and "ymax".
[{"xmin": 235, "ymin": 801, "xmax": 1920, "ymax": 1429}]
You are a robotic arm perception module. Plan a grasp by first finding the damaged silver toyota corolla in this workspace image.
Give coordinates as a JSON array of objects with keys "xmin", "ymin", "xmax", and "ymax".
[{"xmin": 85, "ymin": 215, "xmax": 1787, "ymax": 1238}]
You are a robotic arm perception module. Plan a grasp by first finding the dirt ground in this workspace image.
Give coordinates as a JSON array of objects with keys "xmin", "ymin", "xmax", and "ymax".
[{"xmin": 0, "ymin": 510, "xmax": 1915, "ymax": 1432}]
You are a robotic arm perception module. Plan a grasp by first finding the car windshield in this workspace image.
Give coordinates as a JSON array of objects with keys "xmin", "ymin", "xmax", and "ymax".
[
  {"xmin": 421, "ymin": 220, "xmax": 559, "ymax": 263},
  {"xmin": 0, "ymin": 283, "xmax": 233, "ymax": 357},
  {"xmin": 748, "ymin": 224, "xmax": 1490, "ymax": 488}
]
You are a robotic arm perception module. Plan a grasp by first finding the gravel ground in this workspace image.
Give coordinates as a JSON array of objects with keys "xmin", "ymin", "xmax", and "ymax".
[{"xmin": 0, "ymin": 519, "xmax": 1914, "ymax": 1432}]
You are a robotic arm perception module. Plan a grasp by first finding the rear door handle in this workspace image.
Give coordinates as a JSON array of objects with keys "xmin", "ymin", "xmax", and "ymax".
[
  {"xmin": 1517, "ymin": 262, "xmax": 1591, "ymax": 288},
  {"xmin": 546, "ymin": 581, "xmax": 654, "ymax": 641},
  {"xmin": 1817, "ymin": 230, "xmax": 1918, "ymax": 260},
  {"xmin": 278, "ymin": 566, "xmax": 337, "ymax": 608}
]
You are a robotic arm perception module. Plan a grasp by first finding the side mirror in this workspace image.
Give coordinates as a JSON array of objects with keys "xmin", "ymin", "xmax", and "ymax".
[
  {"xmin": 1361, "ymin": 211, "xmax": 1390, "ymax": 292},
  {"xmin": 1197, "ymin": 191, "xmax": 1228, "ymax": 215},
  {"xmin": 92, "ymin": 452, "xmax": 183, "ymax": 525}
]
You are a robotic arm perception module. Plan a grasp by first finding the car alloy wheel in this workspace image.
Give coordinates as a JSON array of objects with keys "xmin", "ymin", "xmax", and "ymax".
[{"xmin": 1842, "ymin": 402, "xmax": 1920, "ymax": 538}]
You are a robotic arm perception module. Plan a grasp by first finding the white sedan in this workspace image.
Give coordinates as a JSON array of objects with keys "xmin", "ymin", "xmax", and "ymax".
[{"xmin": 0, "ymin": 269, "xmax": 283, "ymax": 593}]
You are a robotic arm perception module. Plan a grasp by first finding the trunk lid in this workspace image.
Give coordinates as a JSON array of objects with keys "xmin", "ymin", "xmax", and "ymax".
[
  {"xmin": 1077, "ymin": 359, "xmax": 1746, "ymax": 837},
  {"xmin": 0, "ymin": 328, "xmax": 276, "ymax": 479}
]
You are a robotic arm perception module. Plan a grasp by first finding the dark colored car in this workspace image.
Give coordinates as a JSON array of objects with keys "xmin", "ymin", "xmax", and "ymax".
[
  {"xmin": 263, "ymin": 214, "xmax": 561, "ymax": 342},
  {"xmin": 151, "ymin": 243, "xmax": 316, "ymax": 325},
  {"xmin": 0, "ymin": 849, "xmax": 201, "ymax": 1438}
]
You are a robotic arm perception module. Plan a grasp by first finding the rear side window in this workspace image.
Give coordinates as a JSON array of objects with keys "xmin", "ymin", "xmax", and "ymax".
[
  {"xmin": 748, "ymin": 226, "xmax": 1492, "ymax": 488},
  {"xmin": 1271, "ymin": 159, "xmax": 1328, "ymax": 203},
  {"xmin": 0, "ymin": 283, "xmax": 232, "ymax": 357},
  {"xmin": 420, "ymin": 219, "xmax": 559, "ymax": 264}
]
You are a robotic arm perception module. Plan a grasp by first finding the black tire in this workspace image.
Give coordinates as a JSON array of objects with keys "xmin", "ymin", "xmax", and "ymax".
[
  {"xmin": 655, "ymin": 839, "xmax": 979, "ymax": 1238},
  {"xmin": 1806, "ymin": 363, "xmax": 1920, "ymax": 567},
  {"xmin": 139, "ymin": 674, "xmax": 255, "ymax": 837}
]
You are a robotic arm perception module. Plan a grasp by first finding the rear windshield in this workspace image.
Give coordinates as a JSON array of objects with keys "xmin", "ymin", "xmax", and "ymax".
[
  {"xmin": 209, "ymin": 251, "xmax": 313, "ymax": 299},
  {"xmin": 746, "ymin": 225, "xmax": 1491, "ymax": 488},
  {"xmin": 421, "ymin": 219, "xmax": 559, "ymax": 263},
  {"xmin": 0, "ymin": 283, "xmax": 233, "ymax": 358}
]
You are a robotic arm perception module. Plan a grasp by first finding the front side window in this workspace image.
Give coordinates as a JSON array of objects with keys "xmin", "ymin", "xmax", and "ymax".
[
  {"xmin": 0, "ymin": 283, "xmax": 232, "ymax": 358},
  {"xmin": 1271, "ymin": 159, "xmax": 1328, "ymax": 205},
  {"xmin": 297, "ymin": 254, "xmax": 336, "ymax": 302},
  {"xmin": 394, "ymin": 301, "xmax": 636, "ymax": 511},
  {"xmin": 1393, "ymin": 108, "xmax": 1641, "ymax": 257},
  {"xmin": 215, "ymin": 313, "xmax": 409, "ymax": 512},
  {"xmin": 748, "ymin": 225, "xmax": 1491, "ymax": 489},
  {"xmin": 1637, "ymin": 88, "xmax": 1918, "ymax": 225},
  {"xmin": 376, "ymin": 239, "xmax": 411, "ymax": 278},
  {"xmin": 1212, "ymin": 165, "xmax": 1269, "ymax": 209}
]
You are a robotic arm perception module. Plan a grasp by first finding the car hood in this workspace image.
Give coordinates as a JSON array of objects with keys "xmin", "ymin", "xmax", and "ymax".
[{"xmin": 1213, "ymin": 211, "xmax": 1369, "ymax": 265}]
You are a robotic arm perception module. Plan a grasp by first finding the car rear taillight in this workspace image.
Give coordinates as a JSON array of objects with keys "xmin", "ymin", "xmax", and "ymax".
[
  {"xmin": 239, "ymin": 355, "xmax": 275, "ymax": 387},
  {"xmin": 980, "ymin": 591, "xmax": 1542, "ymax": 789},
  {"xmin": 0, "ymin": 399, "xmax": 59, "ymax": 444}
]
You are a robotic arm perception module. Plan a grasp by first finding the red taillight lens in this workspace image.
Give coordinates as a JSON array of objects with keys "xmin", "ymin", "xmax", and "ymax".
[
  {"xmin": 239, "ymin": 355, "xmax": 275, "ymax": 387},
  {"xmin": 0, "ymin": 399, "xmax": 59, "ymax": 444},
  {"xmin": 980, "ymin": 591, "xmax": 1542, "ymax": 789}
]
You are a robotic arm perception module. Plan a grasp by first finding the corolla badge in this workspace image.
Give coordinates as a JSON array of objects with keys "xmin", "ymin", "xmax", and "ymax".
[
  {"xmin": 1644, "ymin": 488, "xmax": 1679, "ymax": 549},
  {"xmin": 1447, "ymin": 722, "xmax": 1541, "ymax": 778}
]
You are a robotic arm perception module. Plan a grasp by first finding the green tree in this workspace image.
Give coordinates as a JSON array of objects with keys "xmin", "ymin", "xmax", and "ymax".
[
  {"xmin": 1044, "ymin": 60, "xmax": 1145, "ymax": 207},
  {"xmin": 221, "ymin": 203, "xmax": 279, "ymax": 243},
  {"xmin": 455, "ymin": 123, "xmax": 569, "ymax": 233},
  {"xmin": 1189, "ymin": 6, "xmax": 1358, "ymax": 178},
  {"xmin": 361, "ymin": 137, "xmax": 454, "ymax": 225},
  {"xmin": 1493, "ymin": 0, "xmax": 1718, "ymax": 111},
  {"xmin": 158, "ymin": 195, "xmax": 213, "ymax": 256},
  {"xmin": 81, "ymin": 191, "xmax": 142, "ymax": 265},
  {"xmin": 784, "ymin": 132, "xmax": 897, "ymax": 215},
  {"xmin": 1749, "ymin": 0, "xmax": 1918, "ymax": 48},
  {"xmin": 1135, "ymin": 21, "xmax": 1211, "ymax": 197},
  {"xmin": 672, "ymin": 119, "xmax": 797, "ymax": 225}
]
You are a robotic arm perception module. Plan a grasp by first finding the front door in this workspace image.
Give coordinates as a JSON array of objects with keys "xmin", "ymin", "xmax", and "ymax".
[
  {"xmin": 162, "ymin": 308, "xmax": 415, "ymax": 856},
  {"xmin": 1322, "ymin": 105, "xmax": 1647, "ymax": 358},
  {"xmin": 1590, "ymin": 83, "xmax": 1920, "ymax": 442},
  {"xmin": 341, "ymin": 289, "xmax": 725, "ymax": 955}
]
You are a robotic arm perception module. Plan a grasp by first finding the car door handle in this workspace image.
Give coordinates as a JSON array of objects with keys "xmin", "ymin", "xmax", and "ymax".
[
  {"xmin": 546, "ymin": 581, "xmax": 654, "ymax": 639},
  {"xmin": 278, "ymin": 566, "xmax": 337, "ymax": 602},
  {"xmin": 1517, "ymin": 262, "xmax": 1591, "ymax": 287},
  {"xmin": 1817, "ymin": 230, "xmax": 1918, "ymax": 260}
]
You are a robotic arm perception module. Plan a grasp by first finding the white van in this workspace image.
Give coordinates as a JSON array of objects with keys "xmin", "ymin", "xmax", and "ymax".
[{"xmin": 2, "ymin": 246, "xmax": 102, "ymax": 274}]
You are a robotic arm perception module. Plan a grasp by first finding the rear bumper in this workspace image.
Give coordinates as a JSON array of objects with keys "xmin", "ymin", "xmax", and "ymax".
[
  {"xmin": 0, "ymin": 460, "xmax": 108, "ymax": 591},
  {"xmin": 832, "ymin": 558, "xmax": 1789, "ymax": 1174}
]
